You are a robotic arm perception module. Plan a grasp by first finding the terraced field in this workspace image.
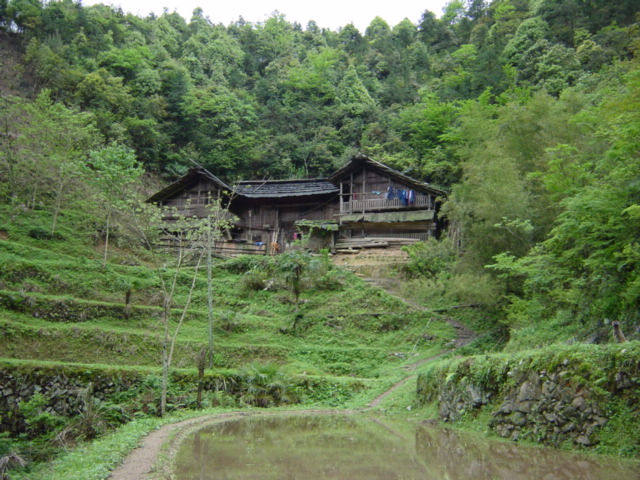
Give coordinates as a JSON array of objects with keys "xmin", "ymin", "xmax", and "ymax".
[{"xmin": 0, "ymin": 207, "xmax": 457, "ymax": 388}]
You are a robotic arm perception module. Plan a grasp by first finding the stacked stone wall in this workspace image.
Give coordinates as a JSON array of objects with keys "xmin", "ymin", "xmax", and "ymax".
[
  {"xmin": 0, "ymin": 364, "xmax": 236, "ymax": 434},
  {"xmin": 417, "ymin": 344, "xmax": 640, "ymax": 449}
]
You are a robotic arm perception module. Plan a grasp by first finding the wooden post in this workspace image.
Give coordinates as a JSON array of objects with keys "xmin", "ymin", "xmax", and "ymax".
[
  {"xmin": 349, "ymin": 173, "xmax": 353, "ymax": 214},
  {"xmin": 274, "ymin": 209, "xmax": 280, "ymax": 253},
  {"xmin": 362, "ymin": 166, "xmax": 366, "ymax": 215}
]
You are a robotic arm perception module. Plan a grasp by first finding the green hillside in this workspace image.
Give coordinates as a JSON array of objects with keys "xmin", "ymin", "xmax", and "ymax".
[{"xmin": 0, "ymin": 206, "xmax": 457, "ymax": 373}]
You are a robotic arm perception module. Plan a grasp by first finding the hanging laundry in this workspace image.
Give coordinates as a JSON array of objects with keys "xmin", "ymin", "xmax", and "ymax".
[
  {"xmin": 408, "ymin": 190, "xmax": 415, "ymax": 205},
  {"xmin": 386, "ymin": 186, "xmax": 395, "ymax": 200},
  {"xmin": 353, "ymin": 192, "xmax": 358, "ymax": 200},
  {"xmin": 398, "ymin": 189, "xmax": 407, "ymax": 205}
]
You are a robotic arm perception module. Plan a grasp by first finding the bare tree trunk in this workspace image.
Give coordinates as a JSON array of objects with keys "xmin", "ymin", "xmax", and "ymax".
[
  {"xmin": 167, "ymin": 258, "xmax": 202, "ymax": 366},
  {"xmin": 159, "ymin": 246, "xmax": 183, "ymax": 418},
  {"xmin": 160, "ymin": 295, "xmax": 171, "ymax": 417},
  {"xmin": 51, "ymin": 176, "xmax": 63, "ymax": 235},
  {"xmin": 131, "ymin": 198, "xmax": 233, "ymax": 418},
  {"xmin": 196, "ymin": 347, "xmax": 206, "ymax": 409},
  {"xmin": 30, "ymin": 182, "xmax": 38, "ymax": 210},
  {"xmin": 102, "ymin": 210, "xmax": 111, "ymax": 268},
  {"xmin": 161, "ymin": 251, "xmax": 203, "ymax": 417},
  {"xmin": 207, "ymin": 217, "xmax": 215, "ymax": 369}
]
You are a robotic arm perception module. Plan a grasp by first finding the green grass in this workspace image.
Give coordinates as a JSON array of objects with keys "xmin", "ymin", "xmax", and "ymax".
[
  {"xmin": 0, "ymin": 205, "xmax": 457, "ymax": 386},
  {"xmin": 10, "ymin": 409, "xmax": 201, "ymax": 480}
]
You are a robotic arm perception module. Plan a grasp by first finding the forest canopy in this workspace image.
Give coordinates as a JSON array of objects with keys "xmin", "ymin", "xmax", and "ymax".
[{"xmin": 0, "ymin": 0, "xmax": 637, "ymax": 183}]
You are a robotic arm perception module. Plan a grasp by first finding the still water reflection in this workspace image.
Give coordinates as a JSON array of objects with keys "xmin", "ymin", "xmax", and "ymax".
[{"xmin": 174, "ymin": 414, "xmax": 639, "ymax": 480}]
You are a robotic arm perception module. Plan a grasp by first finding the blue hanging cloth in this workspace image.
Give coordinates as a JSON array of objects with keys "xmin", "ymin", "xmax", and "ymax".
[
  {"xmin": 398, "ymin": 189, "xmax": 407, "ymax": 205},
  {"xmin": 386, "ymin": 186, "xmax": 395, "ymax": 200}
]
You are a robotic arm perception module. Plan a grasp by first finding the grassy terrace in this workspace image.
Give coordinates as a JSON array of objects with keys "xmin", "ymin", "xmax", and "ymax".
[{"xmin": 0, "ymin": 206, "xmax": 456, "ymax": 392}]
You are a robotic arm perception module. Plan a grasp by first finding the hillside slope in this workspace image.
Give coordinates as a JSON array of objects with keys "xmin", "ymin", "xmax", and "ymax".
[{"xmin": 0, "ymin": 205, "xmax": 458, "ymax": 397}]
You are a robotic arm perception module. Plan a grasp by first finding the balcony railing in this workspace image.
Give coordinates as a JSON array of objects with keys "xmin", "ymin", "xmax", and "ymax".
[{"xmin": 341, "ymin": 194, "xmax": 433, "ymax": 214}]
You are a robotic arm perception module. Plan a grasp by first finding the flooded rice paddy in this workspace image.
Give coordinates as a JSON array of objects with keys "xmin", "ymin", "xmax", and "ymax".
[{"xmin": 174, "ymin": 414, "xmax": 639, "ymax": 480}]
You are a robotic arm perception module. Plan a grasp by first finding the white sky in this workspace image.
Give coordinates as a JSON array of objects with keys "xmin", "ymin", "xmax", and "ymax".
[{"xmin": 82, "ymin": 0, "xmax": 450, "ymax": 32}]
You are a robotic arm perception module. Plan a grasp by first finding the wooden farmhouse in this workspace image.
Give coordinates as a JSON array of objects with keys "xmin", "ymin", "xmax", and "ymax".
[{"xmin": 147, "ymin": 155, "xmax": 445, "ymax": 255}]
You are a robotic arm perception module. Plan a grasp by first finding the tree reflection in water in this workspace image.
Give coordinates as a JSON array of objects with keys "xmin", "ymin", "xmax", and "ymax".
[{"xmin": 175, "ymin": 415, "xmax": 639, "ymax": 480}]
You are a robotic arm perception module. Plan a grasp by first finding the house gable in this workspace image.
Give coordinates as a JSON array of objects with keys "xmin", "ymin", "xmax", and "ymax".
[
  {"xmin": 146, "ymin": 167, "xmax": 231, "ymax": 207},
  {"xmin": 328, "ymin": 155, "xmax": 445, "ymax": 242},
  {"xmin": 328, "ymin": 154, "xmax": 445, "ymax": 198}
]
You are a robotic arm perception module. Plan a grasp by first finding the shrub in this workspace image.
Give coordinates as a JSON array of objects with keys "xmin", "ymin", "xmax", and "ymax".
[
  {"xmin": 276, "ymin": 249, "xmax": 321, "ymax": 308},
  {"xmin": 20, "ymin": 393, "xmax": 66, "ymax": 438},
  {"xmin": 237, "ymin": 363, "xmax": 298, "ymax": 407},
  {"xmin": 443, "ymin": 272, "xmax": 504, "ymax": 306},
  {"xmin": 241, "ymin": 267, "xmax": 273, "ymax": 291},
  {"xmin": 312, "ymin": 267, "xmax": 347, "ymax": 291},
  {"xmin": 205, "ymin": 390, "xmax": 239, "ymax": 408},
  {"xmin": 28, "ymin": 228, "xmax": 65, "ymax": 241},
  {"xmin": 218, "ymin": 311, "xmax": 246, "ymax": 333},
  {"xmin": 0, "ymin": 261, "xmax": 51, "ymax": 284},
  {"xmin": 219, "ymin": 255, "xmax": 273, "ymax": 274},
  {"xmin": 402, "ymin": 237, "xmax": 456, "ymax": 278}
]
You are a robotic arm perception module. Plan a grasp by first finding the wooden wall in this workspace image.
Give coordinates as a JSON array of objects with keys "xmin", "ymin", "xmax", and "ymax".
[
  {"xmin": 341, "ymin": 168, "xmax": 407, "ymax": 196},
  {"xmin": 160, "ymin": 179, "xmax": 224, "ymax": 219},
  {"xmin": 232, "ymin": 199, "xmax": 339, "ymax": 248},
  {"xmin": 342, "ymin": 221, "xmax": 435, "ymax": 241}
]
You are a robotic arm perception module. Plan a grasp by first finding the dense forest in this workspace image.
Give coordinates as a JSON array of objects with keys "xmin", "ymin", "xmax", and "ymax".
[{"xmin": 1, "ymin": 0, "xmax": 640, "ymax": 343}]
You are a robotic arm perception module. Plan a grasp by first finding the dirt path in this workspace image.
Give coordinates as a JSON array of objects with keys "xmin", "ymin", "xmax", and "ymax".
[
  {"xmin": 359, "ymin": 260, "xmax": 477, "ymax": 408},
  {"xmin": 108, "ymin": 415, "xmax": 227, "ymax": 480}
]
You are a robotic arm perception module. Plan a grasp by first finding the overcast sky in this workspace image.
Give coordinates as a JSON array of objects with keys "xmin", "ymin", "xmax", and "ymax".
[{"xmin": 82, "ymin": 0, "xmax": 451, "ymax": 32}]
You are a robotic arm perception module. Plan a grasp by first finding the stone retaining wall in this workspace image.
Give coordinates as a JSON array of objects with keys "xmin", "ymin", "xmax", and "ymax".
[
  {"xmin": 0, "ymin": 363, "xmax": 363, "ymax": 435},
  {"xmin": 417, "ymin": 343, "xmax": 640, "ymax": 450},
  {"xmin": 0, "ymin": 363, "xmax": 235, "ymax": 434}
]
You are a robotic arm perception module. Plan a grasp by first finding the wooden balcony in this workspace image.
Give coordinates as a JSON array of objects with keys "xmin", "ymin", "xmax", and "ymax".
[{"xmin": 340, "ymin": 193, "xmax": 433, "ymax": 214}]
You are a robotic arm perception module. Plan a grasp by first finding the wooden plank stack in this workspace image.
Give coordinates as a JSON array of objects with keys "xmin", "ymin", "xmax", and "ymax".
[{"xmin": 334, "ymin": 237, "xmax": 420, "ymax": 253}]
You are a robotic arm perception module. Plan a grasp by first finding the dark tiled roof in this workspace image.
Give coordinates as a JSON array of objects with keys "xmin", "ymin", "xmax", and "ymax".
[
  {"xmin": 329, "ymin": 154, "xmax": 446, "ymax": 196},
  {"xmin": 146, "ymin": 167, "xmax": 231, "ymax": 203},
  {"xmin": 235, "ymin": 179, "xmax": 339, "ymax": 198},
  {"xmin": 147, "ymin": 156, "xmax": 445, "ymax": 205}
]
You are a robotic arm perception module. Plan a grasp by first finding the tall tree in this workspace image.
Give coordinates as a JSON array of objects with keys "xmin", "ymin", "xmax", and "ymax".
[
  {"xmin": 494, "ymin": 64, "xmax": 640, "ymax": 325},
  {"xmin": 0, "ymin": 92, "xmax": 100, "ymax": 230},
  {"xmin": 86, "ymin": 143, "xmax": 144, "ymax": 267}
]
